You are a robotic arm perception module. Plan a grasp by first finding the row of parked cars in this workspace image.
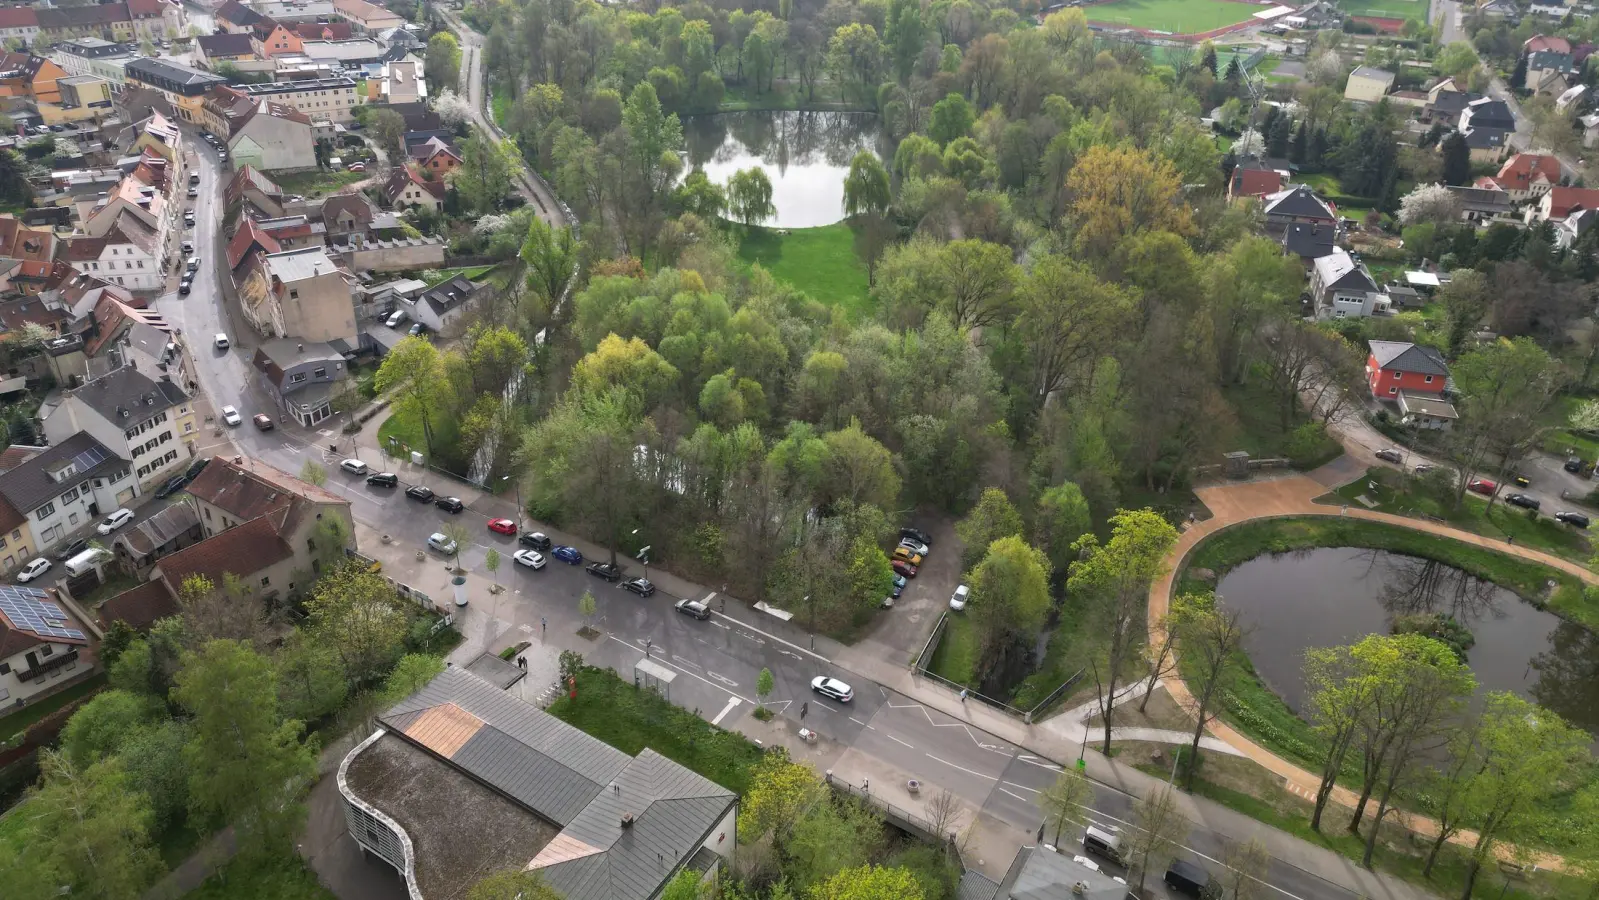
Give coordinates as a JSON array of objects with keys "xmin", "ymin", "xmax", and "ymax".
[{"xmin": 1374, "ymin": 449, "xmax": 1592, "ymax": 529}]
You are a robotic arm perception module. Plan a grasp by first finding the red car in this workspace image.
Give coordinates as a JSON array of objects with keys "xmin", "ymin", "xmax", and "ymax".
[
  {"xmin": 892, "ymin": 558, "xmax": 918, "ymax": 579},
  {"xmin": 487, "ymin": 518, "xmax": 517, "ymax": 535},
  {"xmin": 1468, "ymin": 479, "xmax": 1497, "ymax": 496}
]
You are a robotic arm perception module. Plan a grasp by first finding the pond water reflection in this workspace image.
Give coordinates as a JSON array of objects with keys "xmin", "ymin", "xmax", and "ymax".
[{"xmin": 1214, "ymin": 547, "xmax": 1599, "ymax": 737}]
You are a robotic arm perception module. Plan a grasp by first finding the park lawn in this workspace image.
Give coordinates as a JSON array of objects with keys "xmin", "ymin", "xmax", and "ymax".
[
  {"xmin": 1081, "ymin": 0, "xmax": 1256, "ymax": 33},
  {"xmin": 736, "ymin": 223, "xmax": 872, "ymax": 320},
  {"xmin": 546, "ymin": 666, "xmax": 765, "ymax": 795},
  {"xmin": 1338, "ymin": 0, "xmax": 1428, "ymax": 19},
  {"xmin": 272, "ymin": 169, "xmax": 366, "ymax": 199},
  {"xmin": 1219, "ymin": 378, "xmax": 1341, "ymax": 469}
]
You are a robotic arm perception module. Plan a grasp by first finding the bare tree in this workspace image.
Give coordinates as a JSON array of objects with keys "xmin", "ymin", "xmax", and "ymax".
[
  {"xmin": 178, "ymin": 573, "xmax": 265, "ymax": 646},
  {"xmin": 1039, "ymin": 767, "xmax": 1094, "ymax": 846},
  {"xmin": 924, "ymin": 788, "xmax": 966, "ymax": 842},
  {"xmin": 1174, "ymin": 594, "xmax": 1251, "ymax": 790},
  {"xmin": 1219, "ymin": 836, "xmax": 1271, "ymax": 900},
  {"xmin": 1128, "ymin": 785, "xmax": 1190, "ymax": 893},
  {"xmin": 1136, "ymin": 613, "xmax": 1178, "ymax": 715}
]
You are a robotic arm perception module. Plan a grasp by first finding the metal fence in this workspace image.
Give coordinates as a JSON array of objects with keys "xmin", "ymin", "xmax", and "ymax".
[{"xmin": 1025, "ymin": 667, "xmax": 1086, "ymax": 722}]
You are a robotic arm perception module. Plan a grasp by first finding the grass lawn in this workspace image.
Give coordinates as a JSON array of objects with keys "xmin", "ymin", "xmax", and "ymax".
[
  {"xmin": 0, "ymin": 673, "xmax": 105, "ymax": 743},
  {"xmin": 1339, "ymin": 0, "xmax": 1428, "ymax": 20},
  {"xmin": 272, "ymin": 169, "xmax": 366, "ymax": 199},
  {"xmin": 184, "ymin": 852, "xmax": 336, "ymax": 900},
  {"xmin": 490, "ymin": 87, "xmax": 511, "ymax": 126},
  {"xmin": 1082, "ymin": 0, "xmax": 1255, "ymax": 33},
  {"xmin": 735, "ymin": 223, "xmax": 872, "ymax": 320},
  {"xmin": 547, "ymin": 666, "xmax": 765, "ymax": 795},
  {"xmin": 425, "ymin": 264, "xmax": 498, "ymax": 287},
  {"xmin": 926, "ymin": 613, "xmax": 977, "ymax": 687}
]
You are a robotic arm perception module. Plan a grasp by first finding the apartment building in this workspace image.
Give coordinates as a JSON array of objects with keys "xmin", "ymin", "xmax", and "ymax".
[
  {"xmin": 43, "ymin": 365, "xmax": 195, "ymax": 488},
  {"xmin": 240, "ymin": 76, "xmax": 362, "ymax": 123}
]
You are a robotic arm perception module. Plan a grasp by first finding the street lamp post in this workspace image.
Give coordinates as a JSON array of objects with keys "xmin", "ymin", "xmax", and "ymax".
[
  {"xmin": 805, "ymin": 594, "xmax": 814, "ymax": 650},
  {"xmin": 501, "ymin": 474, "xmax": 522, "ymax": 523}
]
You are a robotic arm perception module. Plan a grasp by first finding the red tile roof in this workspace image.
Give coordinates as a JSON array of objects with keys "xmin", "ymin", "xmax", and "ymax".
[
  {"xmin": 154, "ymin": 515, "xmax": 293, "ymax": 589},
  {"xmin": 1492, "ymin": 153, "xmax": 1562, "ymax": 192},
  {"xmin": 0, "ymin": 8, "xmax": 38, "ymax": 29},
  {"xmin": 127, "ymin": 0, "xmax": 168, "ymax": 17},
  {"xmin": 226, "ymin": 218, "xmax": 280, "ymax": 270},
  {"xmin": 293, "ymin": 21, "xmax": 352, "ymax": 40},
  {"xmin": 1547, "ymin": 185, "xmax": 1599, "ymax": 219},
  {"xmin": 0, "ymin": 495, "xmax": 24, "ymax": 537},
  {"xmin": 1231, "ymin": 167, "xmax": 1283, "ymax": 200},
  {"xmin": 0, "ymin": 445, "xmax": 43, "ymax": 474},
  {"xmin": 98, "ymin": 579, "xmax": 179, "ymax": 632},
  {"xmin": 63, "ymin": 235, "xmax": 108, "ymax": 262},
  {"xmin": 1524, "ymin": 34, "xmax": 1572, "ymax": 55}
]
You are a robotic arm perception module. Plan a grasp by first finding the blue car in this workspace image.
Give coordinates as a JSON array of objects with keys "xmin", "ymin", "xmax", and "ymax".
[
  {"xmin": 891, "ymin": 574, "xmax": 907, "ymax": 598},
  {"xmin": 552, "ymin": 545, "xmax": 583, "ymax": 565}
]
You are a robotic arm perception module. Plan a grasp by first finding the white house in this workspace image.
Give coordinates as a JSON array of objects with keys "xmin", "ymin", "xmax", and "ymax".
[
  {"xmin": 401, "ymin": 273, "xmax": 481, "ymax": 334},
  {"xmin": 61, "ymin": 219, "xmax": 161, "ymax": 292},
  {"xmin": 43, "ymin": 365, "xmax": 196, "ymax": 490},
  {"xmin": 0, "ymin": 433, "xmax": 137, "ymax": 552},
  {"xmin": 1309, "ymin": 249, "xmax": 1386, "ymax": 319},
  {"xmin": 0, "ymin": 586, "xmax": 94, "ymax": 710}
]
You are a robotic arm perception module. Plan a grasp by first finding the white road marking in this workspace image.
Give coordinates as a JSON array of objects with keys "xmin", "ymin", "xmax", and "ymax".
[
  {"xmin": 998, "ymin": 787, "xmax": 1033, "ymax": 803},
  {"xmin": 707, "ymin": 671, "xmax": 739, "ymax": 688},
  {"xmin": 710, "ymin": 696, "xmax": 741, "ymax": 725},
  {"xmin": 710, "ymin": 609, "xmax": 829, "ymax": 663},
  {"xmin": 888, "ymin": 735, "xmax": 914, "ymax": 749},
  {"xmin": 606, "ymin": 636, "xmax": 753, "ymax": 704},
  {"xmin": 671, "ymin": 654, "xmax": 703, "ymax": 670},
  {"xmin": 885, "ymin": 697, "xmax": 1017, "ymax": 753},
  {"xmin": 923, "ymin": 753, "xmax": 999, "ymax": 781},
  {"xmin": 711, "ymin": 621, "xmax": 730, "ymax": 630},
  {"xmin": 813, "ymin": 699, "xmax": 839, "ymax": 713},
  {"xmin": 1000, "ymin": 780, "xmax": 1040, "ymax": 794},
  {"xmin": 1018, "ymin": 756, "xmax": 1064, "ymax": 771}
]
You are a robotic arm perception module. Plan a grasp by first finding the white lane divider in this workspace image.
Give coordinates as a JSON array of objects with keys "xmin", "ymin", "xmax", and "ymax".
[{"xmin": 710, "ymin": 696, "xmax": 742, "ymax": 725}]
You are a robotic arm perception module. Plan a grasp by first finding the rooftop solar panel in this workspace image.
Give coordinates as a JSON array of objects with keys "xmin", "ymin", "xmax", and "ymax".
[{"xmin": 0, "ymin": 587, "xmax": 86, "ymax": 641}]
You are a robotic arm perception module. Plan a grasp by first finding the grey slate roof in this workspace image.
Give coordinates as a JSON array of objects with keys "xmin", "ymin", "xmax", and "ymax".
[
  {"xmin": 114, "ymin": 501, "xmax": 199, "ymax": 556},
  {"xmin": 1460, "ymin": 98, "xmax": 1515, "ymax": 131},
  {"xmin": 464, "ymin": 651, "xmax": 525, "ymax": 689},
  {"xmin": 1281, "ymin": 221, "xmax": 1336, "ymax": 260},
  {"xmin": 1263, "ymin": 184, "xmax": 1336, "ymax": 221},
  {"xmin": 1369, "ymin": 340, "xmax": 1449, "ymax": 377},
  {"xmin": 70, "ymin": 365, "xmax": 187, "ymax": 428},
  {"xmin": 0, "ymin": 432, "xmax": 123, "ymax": 514},
  {"xmin": 420, "ymin": 275, "xmax": 476, "ymax": 317},
  {"xmin": 1313, "ymin": 249, "xmax": 1377, "ymax": 293},
  {"xmin": 997, "ymin": 846, "xmax": 1128, "ymax": 900},
  {"xmin": 1427, "ymin": 90, "xmax": 1484, "ymax": 116},
  {"xmin": 1462, "ymin": 127, "xmax": 1509, "ymax": 151},
  {"xmin": 1447, "ymin": 185, "xmax": 1515, "ymax": 213},
  {"xmin": 958, "ymin": 868, "xmax": 1002, "ymax": 900}
]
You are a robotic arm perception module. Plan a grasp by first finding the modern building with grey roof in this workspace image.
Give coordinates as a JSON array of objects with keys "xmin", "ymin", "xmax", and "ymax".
[
  {"xmin": 993, "ymin": 845, "xmax": 1132, "ymax": 900},
  {"xmin": 340, "ymin": 665, "xmax": 738, "ymax": 900}
]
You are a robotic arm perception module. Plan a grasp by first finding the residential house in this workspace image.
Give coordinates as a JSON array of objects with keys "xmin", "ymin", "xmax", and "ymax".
[
  {"xmin": 1345, "ymin": 66, "xmax": 1396, "ymax": 103},
  {"xmin": 1398, "ymin": 391, "xmax": 1460, "ymax": 430},
  {"xmin": 224, "ymin": 165, "xmax": 286, "ymax": 221},
  {"xmin": 1582, "ymin": 113, "xmax": 1599, "ymax": 149},
  {"xmin": 194, "ymin": 33, "xmax": 257, "ymax": 69},
  {"xmin": 340, "ymin": 666, "xmax": 738, "ymax": 900},
  {"xmin": 0, "ymin": 8, "xmax": 41, "ymax": 46},
  {"xmin": 1262, "ymin": 184, "xmax": 1337, "ymax": 230},
  {"xmin": 111, "ymin": 501, "xmax": 201, "ymax": 574},
  {"xmin": 240, "ymin": 76, "xmax": 362, "ymax": 124},
  {"xmin": 42, "ymin": 364, "xmax": 195, "ymax": 488},
  {"xmin": 257, "ymin": 246, "xmax": 358, "ymax": 344},
  {"xmin": 408, "ymin": 135, "xmax": 461, "ymax": 176},
  {"xmin": 1524, "ymin": 35, "xmax": 1576, "ymax": 92},
  {"xmin": 130, "ymin": 113, "xmax": 180, "ymax": 165},
  {"xmin": 1530, "ymin": 185, "xmax": 1599, "ymax": 223},
  {"xmin": 335, "ymin": 0, "xmax": 406, "ymax": 33},
  {"xmin": 252, "ymin": 339, "xmax": 349, "ymax": 426},
  {"xmin": 1557, "ymin": 84, "xmax": 1587, "ymax": 113},
  {"xmin": 1445, "ymin": 185, "xmax": 1518, "ymax": 224},
  {"xmin": 256, "ymin": 24, "xmax": 304, "ymax": 58},
  {"xmin": 251, "ymin": 0, "xmax": 339, "ymax": 23},
  {"xmin": 375, "ymin": 57, "xmax": 423, "ymax": 103},
  {"xmin": 50, "ymin": 39, "xmax": 137, "ymax": 94},
  {"xmin": 1366, "ymin": 339, "xmax": 1449, "ymax": 399},
  {"xmin": 33, "ymin": 0, "xmax": 179, "ymax": 46},
  {"xmin": 382, "ymin": 166, "xmax": 444, "ymax": 212},
  {"xmin": 198, "ymin": 83, "xmax": 256, "ymax": 137},
  {"xmin": 320, "ymin": 193, "xmax": 375, "ymax": 238},
  {"xmin": 123, "ymin": 58, "xmax": 228, "ymax": 126},
  {"xmin": 187, "ymin": 453, "xmax": 353, "ymax": 544},
  {"xmin": 297, "ymin": 39, "xmax": 392, "ymax": 69},
  {"xmin": 0, "ymin": 216, "xmax": 61, "ymax": 294},
  {"xmin": 89, "ymin": 318, "xmax": 190, "ymax": 397},
  {"xmin": 1478, "ymin": 152, "xmax": 1562, "ymax": 202},
  {"xmin": 0, "ymin": 433, "xmax": 135, "ymax": 555},
  {"xmin": 1228, "ymin": 164, "xmax": 1284, "ymax": 202},
  {"xmin": 990, "ymin": 844, "xmax": 1131, "ymax": 900},
  {"xmin": 216, "ymin": 0, "xmax": 271, "ymax": 35},
  {"xmin": 294, "ymin": 21, "xmax": 354, "ymax": 41},
  {"xmin": 1458, "ymin": 97, "xmax": 1515, "ymax": 132},
  {"xmin": 255, "ymin": 215, "xmax": 324, "ymax": 250},
  {"xmin": 402, "ymin": 274, "xmax": 480, "ymax": 334},
  {"xmin": 1309, "ymin": 248, "xmax": 1384, "ymax": 319},
  {"xmin": 228, "ymin": 101, "xmax": 317, "ymax": 171},
  {"xmin": 63, "ymin": 219, "xmax": 161, "ymax": 292},
  {"xmin": 1422, "ymin": 88, "xmax": 1486, "ymax": 127},
  {"xmin": 0, "ymin": 586, "xmax": 94, "ymax": 710},
  {"xmin": 1556, "ymin": 208, "xmax": 1599, "ymax": 248},
  {"xmin": 1280, "ymin": 220, "xmax": 1337, "ymax": 265},
  {"xmin": 0, "ymin": 54, "xmax": 66, "ymax": 106},
  {"xmin": 1460, "ymin": 126, "xmax": 1510, "ymax": 163}
]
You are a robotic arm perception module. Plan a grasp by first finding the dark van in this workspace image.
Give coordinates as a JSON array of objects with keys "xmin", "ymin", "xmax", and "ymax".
[{"xmin": 1165, "ymin": 859, "xmax": 1220, "ymax": 899}]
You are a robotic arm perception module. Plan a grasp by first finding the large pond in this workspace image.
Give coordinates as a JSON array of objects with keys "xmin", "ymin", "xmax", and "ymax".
[
  {"xmin": 682, "ymin": 110, "xmax": 890, "ymax": 229},
  {"xmin": 1215, "ymin": 547, "xmax": 1599, "ymax": 737}
]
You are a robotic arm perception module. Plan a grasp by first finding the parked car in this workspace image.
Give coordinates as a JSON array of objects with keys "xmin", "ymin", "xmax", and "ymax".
[
  {"xmin": 435, "ymin": 496, "xmax": 465, "ymax": 513},
  {"xmin": 184, "ymin": 211, "xmax": 195, "ymax": 226},
  {"xmin": 1414, "ymin": 463, "xmax": 1435, "ymax": 475},
  {"xmin": 339, "ymin": 458, "xmax": 368, "ymax": 475},
  {"xmin": 178, "ymin": 280, "xmax": 191, "ymax": 296},
  {"xmin": 513, "ymin": 549, "xmax": 546, "ymax": 569},
  {"xmin": 949, "ymin": 584, "xmax": 970, "ymax": 611},
  {"xmin": 892, "ymin": 558, "xmax": 918, "ymax": 578},
  {"xmin": 520, "ymin": 531, "xmax": 552, "ymax": 551},
  {"xmin": 552, "ymin": 545, "xmax": 582, "ymax": 564},
  {"xmin": 892, "ymin": 546, "xmax": 923, "ymax": 566},
  {"xmin": 900, "ymin": 527, "xmax": 933, "ymax": 546},
  {"xmin": 898, "ymin": 537, "xmax": 930, "ymax": 557},
  {"xmin": 220, "ymin": 405, "xmax": 241, "ymax": 426},
  {"xmin": 426, "ymin": 532, "xmax": 457, "ymax": 555},
  {"xmin": 17, "ymin": 557, "xmax": 51, "ymax": 583},
  {"xmin": 53, "ymin": 539, "xmax": 88, "ymax": 562},
  {"xmin": 587, "ymin": 562, "xmax": 621, "ymax": 582},
  {"xmin": 253, "ymin": 414, "xmax": 274, "ymax": 430},
  {"xmin": 409, "ymin": 322, "xmax": 427, "ymax": 337},
  {"xmin": 186, "ymin": 186, "xmax": 198, "ymax": 198},
  {"xmin": 1566, "ymin": 456, "xmax": 1585, "ymax": 474},
  {"xmin": 810, "ymin": 676, "xmax": 854, "ymax": 703},
  {"xmin": 1467, "ymin": 479, "xmax": 1497, "ymax": 496},
  {"xmin": 621, "ymin": 578, "xmax": 655, "ymax": 596},
  {"xmin": 1374, "ymin": 448, "xmax": 1403, "ymax": 464},
  {"xmin": 181, "ymin": 240, "xmax": 194, "ymax": 254},
  {"xmin": 154, "ymin": 473, "xmax": 189, "ymax": 498},
  {"xmin": 405, "ymin": 485, "xmax": 435, "ymax": 502},
  {"xmin": 96, "ymin": 508, "xmax": 133, "ymax": 535},
  {"xmin": 1164, "ymin": 860, "xmax": 1219, "ymax": 899},
  {"xmin": 487, "ymin": 518, "xmax": 517, "ymax": 535},
  {"xmin": 675, "ymin": 598, "xmax": 712, "ymax": 620},
  {"xmin": 1505, "ymin": 493, "xmax": 1541, "ymax": 511},
  {"xmin": 213, "ymin": 333, "xmax": 229, "ymax": 349},
  {"xmin": 891, "ymin": 573, "xmax": 907, "ymax": 598},
  {"xmin": 1556, "ymin": 511, "xmax": 1592, "ymax": 529},
  {"xmin": 366, "ymin": 472, "xmax": 398, "ymax": 487}
]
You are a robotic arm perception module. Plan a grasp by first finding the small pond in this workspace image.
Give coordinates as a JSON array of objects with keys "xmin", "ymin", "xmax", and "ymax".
[
  {"xmin": 1214, "ymin": 547, "xmax": 1599, "ymax": 737},
  {"xmin": 682, "ymin": 110, "xmax": 890, "ymax": 229}
]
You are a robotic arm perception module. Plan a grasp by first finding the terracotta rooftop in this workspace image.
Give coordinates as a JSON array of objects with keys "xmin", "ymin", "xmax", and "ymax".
[
  {"xmin": 98, "ymin": 579, "xmax": 179, "ymax": 632},
  {"xmin": 154, "ymin": 514, "xmax": 293, "ymax": 589}
]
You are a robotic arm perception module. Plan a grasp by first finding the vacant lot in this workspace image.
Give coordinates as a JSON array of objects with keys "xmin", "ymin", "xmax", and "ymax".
[{"xmin": 1082, "ymin": 0, "xmax": 1256, "ymax": 34}]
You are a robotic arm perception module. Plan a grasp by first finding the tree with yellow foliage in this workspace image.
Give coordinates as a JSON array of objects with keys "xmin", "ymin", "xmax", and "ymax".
[{"xmin": 1066, "ymin": 145, "xmax": 1192, "ymax": 259}]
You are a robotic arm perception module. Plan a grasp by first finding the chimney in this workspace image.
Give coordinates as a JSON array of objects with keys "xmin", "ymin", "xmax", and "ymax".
[{"xmin": 620, "ymin": 812, "xmax": 635, "ymax": 828}]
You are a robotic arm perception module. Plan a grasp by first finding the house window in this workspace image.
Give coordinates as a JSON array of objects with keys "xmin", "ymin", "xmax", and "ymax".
[
  {"xmin": 290, "ymin": 372, "xmax": 306, "ymax": 384},
  {"xmin": 1424, "ymin": 375, "xmax": 1434, "ymax": 383},
  {"xmin": 36, "ymin": 501, "xmax": 54, "ymax": 519},
  {"xmin": 61, "ymin": 488, "xmax": 77, "ymax": 503},
  {"xmin": 40, "ymin": 645, "xmax": 51, "ymax": 657},
  {"xmin": 314, "ymin": 367, "xmax": 326, "ymax": 378},
  {"xmin": 204, "ymin": 507, "xmax": 211, "ymax": 520},
  {"xmin": 261, "ymin": 576, "xmax": 270, "ymax": 587},
  {"xmin": 0, "ymin": 663, "xmax": 7, "ymax": 674},
  {"xmin": 289, "ymin": 288, "xmax": 299, "ymax": 299},
  {"xmin": 1389, "ymin": 386, "xmax": 1398, "ymax": 395},
  {"xmin": 1392, "ymin": 371, "xmax": 1400, "ymax": 378}
]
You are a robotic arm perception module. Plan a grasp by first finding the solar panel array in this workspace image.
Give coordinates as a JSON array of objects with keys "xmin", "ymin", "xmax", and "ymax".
[
  {"xmin": 0, "ymin": 586, "xmax": 85, "ymax": 641},
  {"xmin": 67, "ymin": 443, "xmax": 110, "ymax": 476}
]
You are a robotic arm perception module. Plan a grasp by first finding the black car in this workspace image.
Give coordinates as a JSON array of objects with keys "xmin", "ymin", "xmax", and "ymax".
[
  {"xmin": 53, "ymin": 538, "xmax": 88, "ymax": 562},
  {"xmin": 1374, "ymin": 448, "xmax": 1403, "ymax": 464},
  {"xmin": 1566, "ymin": 456, "xmax": 1585, "ymax": 474},
  {"xmin": 406, "ymin": 485, "xmax": 435, "ymax": 502},
  {"xmin": 519, "ymin": 531, "xmax": 552, "ymax": 551},
  {"xmin": 621, "ymin": 578, "xmax": 655, "ymax": 597},
  {"xmin": 1556, "ymin": 511, "xmax": 1592, "ymax": 529},
  {"xmin": 586, "ymin": 562, "xmax": 621, "ymax": 582},
  {"xmin": 1505, "ymin": 493, "xmax": 1541, "ymax": 511},
  {"xmin": 366, "ymin": 472, "xmax": 398, "ymax": 487},
  {"xmin": 178, "ymin": 281, "xmax": 191, "ymax": 295},
  {"xmin": 900, "ymin": 526, "xmax": 933, "ymax": 546},
  {"xmin": 154, "ymin": 473, "xmax": 190, "ymax": 498},
  {"xmin": 435, "ymin": 496, "xmax": 464, "ymax": 513},
  {"xmin": 1164, "ymin": 859, "xmax": 1219, "ymax": 899}
]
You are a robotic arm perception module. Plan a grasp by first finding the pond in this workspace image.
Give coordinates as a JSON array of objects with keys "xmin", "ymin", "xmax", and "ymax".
[
  {"xmin": 1215, "ymin": 547, "xmax": 1599, "ymax": 738},
  {"xmin": 682, "ymin": 110, "xmax": 890, "ymax": 229}
]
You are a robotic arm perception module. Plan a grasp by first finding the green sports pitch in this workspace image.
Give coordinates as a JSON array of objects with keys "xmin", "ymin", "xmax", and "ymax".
[
  {"xmin": 1082, "ymin": 0, "xmax": 1260, "ymax": 34},
  {"xmin": 1337, "ymin": 0, "xmax": 1429, "ymax": 21}
]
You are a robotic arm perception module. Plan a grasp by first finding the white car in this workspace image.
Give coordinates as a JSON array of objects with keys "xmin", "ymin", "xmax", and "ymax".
[
  {"xmin": 949, "ymin": 584, "xmax": 970, "ymax": 611},
  {"xmin": 427, "ymin": 532, "xmax": 457, "ymax": 555},
  {"xmin": 810, "ymin": 676, "xmax": 854, "ymax": 703},
  {"xmin": 96, "ymin": 508, "xmax": 133, "ymax": 535},
  {"xmin": 220, "ymin": 405, "xmax": 241, "ymax": 426},
  {"xmin": 899, "ymin": 537, "xmax": 930, "ymax": 557},
  {"xmin": 17, "ymin": 557, "xmax": 51, "ymax": 582},
  {"xmin": 513, "ymin": 549, "xmax": 546, "ymax": 569},
  {"xmin": 339, "ymin": 459, "xmax": 368, "ymax": 475},
  {"xmin": 214, "ymin": 333, "xmax": 230, "ymax": 350}
]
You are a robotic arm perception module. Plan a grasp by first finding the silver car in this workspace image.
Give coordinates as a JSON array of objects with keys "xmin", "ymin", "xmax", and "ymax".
[{"xmin": 427, "ymin": 532, "xmax": 457, "ymax": 555}]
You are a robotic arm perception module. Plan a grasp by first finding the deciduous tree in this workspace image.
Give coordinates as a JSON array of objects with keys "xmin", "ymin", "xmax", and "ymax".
[
  {"xmin": 452, "ymin": 132, "xmax": 523, "ymax": 214},
  {"xmin": 968, "ymin": 536, "xmax": 1050, "ymax": 688},
  {"xmin": 727, "ymin": 166, "xmax": 777, "ymax": 227},
  {"xmin": 1067, "ymin": 144, "xmax": 1192, "ymax": 258},
  {"xmin": 374, "ymin": 336, "xmax": 447, "ymax": 454},
  {"xmin": 20, "ymin": 751, "xmax": 163, "ymax": 900},
  {"xmin": 843, "ymin": 149, "xmax": 891, "ymax": 218},
  {"xmin": 1129, "ymin": 785, "xmax": 1190, "ymax": 892},
  {"xmin": 954, "ymin": 487, "xmax": 1024, "ymax": 569},
  {"xmin": 304, "ymin": 564, "xmax": 408, "ymax": 685},
  {"xmin": 465, "ymin": 870, "xmax": 566, "ymax": 900},
  {"xmin": 1173, "ymin": 592, "xmax": 1250, "ymax": 789},
  {"xmin": 809, "ymin": 864, "xmax": 924, "ymax": 900},
  {"xmin": 1039, "ymin": 766, "xmax": 1092, "ymax": 844},
  {"xmin": 424, "ymin": 32, "xmax": 462, "ymax": 95}
]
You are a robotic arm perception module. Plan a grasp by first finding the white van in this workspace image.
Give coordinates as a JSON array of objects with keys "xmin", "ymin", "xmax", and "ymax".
[
  {"xmin": 386, "ymin": 309, "xmax": 407, "ymax": 328},
  {"xmin": 1082, "ymin": 825, "xmax": 1127, "ymax": 866},
  {"xmin": 64, "ymin": 548, "xmax": 109, "ymax": 578}
]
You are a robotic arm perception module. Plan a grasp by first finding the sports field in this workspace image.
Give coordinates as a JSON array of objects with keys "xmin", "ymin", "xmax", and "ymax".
[
  {"xmin": 1082, "ymin": 0, "xmax": 1258, "ymax": 34},
  {"xmin": 1338, "ymin": 0, "xmax": 1428, "ymax": 21}
]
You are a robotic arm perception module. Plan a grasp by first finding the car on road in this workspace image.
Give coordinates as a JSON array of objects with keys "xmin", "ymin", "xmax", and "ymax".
[
  {"xmin": 17, "ymin": 557, "xmax": 51, "ymax": 583},
  {"xmin": 587, "ymin": 562, "xmax": 621, "ymax": 581},
  {"xmin": 520, "ymin": 531, "xmax": 552, "ymax": 550},
  {"xmin": 891, "ymin": 573, "xmax": 906, "ymax": 598},
  {"xmin": 348, "ymin": 162, "xmax": 365, "ymax": 172},
  {"xmin": 621, "ymin": 578, "xmax": 655, "ymax": 596},
  {"xmin": 366, "ymin": 472, "xmax": 398, "ymax": 487},
  {"xmin": 900, "ymin": 527, "xmax": 932, "ymax": 546},
  {"xmin": 426, "ymin": 532, "xmax": 457, "ymax": 555},
  {"xmin": 154, "ymin": 473, "xmax": 190, "ymax": 498},
  {"xmin": 53, "ymin": 539, "xmax": 88, "ymax": 562},
  {"xmin": 487, "ymin": 518, "xmax": 517, "ymax": 535},
  {"xmin": 184, "ymin": 212, "xmax": 196, "ymax": 226},
  {"xmin": 339, "ymin": 459, "xmax": 368, "ymax": 475},
  {"xmin": 181, "ymin": 240, "xmax": 194, "ymax": 254},
  {"xmin": 552, "ymin": 545, "xmax": 582, "ymax": 565},
  {"xmin": 1374, "ymin": 448, "xmax": 1403, "ymax": 464},
  {"xmin": 1414, "ymin": 463, "xmax": 1436, "ymax": 475},
  {"xmin": 220, "ymin": 405, "xmax": 241, "ymax": 426},
  {"xmin": 253, "ymin": 414, "xmax": 274, "ymax": 430},
  {"xmin": 949, "ymin": 584, "xmax": 970, "ymax": 611},
  {"xmin": 435, "ymin": 496, "xmax": 465, "ymax": 513},
  {"xmin": 1512, "ymin": 474, "xmax": 1532, "ymax": 487},
  {"xmin": 214, "ymin": 333, "xmax": 229, "ymax": 350},
  {"xmin": 1505, "ymin": 492, "xmax": 1541, "ymax": 511},
  {"xmin": 898, "ymin": 537, "xmax": 930, "ymax": 557},
  {"xmin": 1557, "ymin": 511, "xmax": 1592, "ymax": 528},
  {"xmin": 810, "ymin": 676, "xmax": 854, "ymax": 703},
  {"xmin": 513, "ymin": 549, "xmax": 546, "ymax": 569},
  {"xmin": 1567, "ymin": 456, "xmax": 1586, "ymax": 474},
  {"xmin": 186, "ymin": 186, "xmax": 198, "ymax": 198},
  {"xmin": 385, "ymin": 309, "xmax": 407, "ymax": 328},
  {"xmin": 186, "ymin": 256, "xmax": 200, "ymax": 271},
  {"xmin": 1467, "ymin": 479, "xmax": 1497, "ymax": 496},
  {"xmin": 1163, "ymin": 859, "xmax": 1216, "ymax": 898},
  {"xmin": 178, "ymin": 280, "xmax": 191, "ymax": 295},
  {"xmin": 97, "ymin": 508, "xmax": 133, "ymax": 534},
  {"xmin": 892, "ymin": 558, "xmax": 918, "ymax": 578},
  {"xmin": 675, "ymin": 598, "xmax": 711, "ymax": 620},
  {"xmin": 892, "ymin": 546, "xmax": 923, "ymax": 566},
  {"xmin": 406, "ymin": 485, "xmax": 435, "ymax": 502}
]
